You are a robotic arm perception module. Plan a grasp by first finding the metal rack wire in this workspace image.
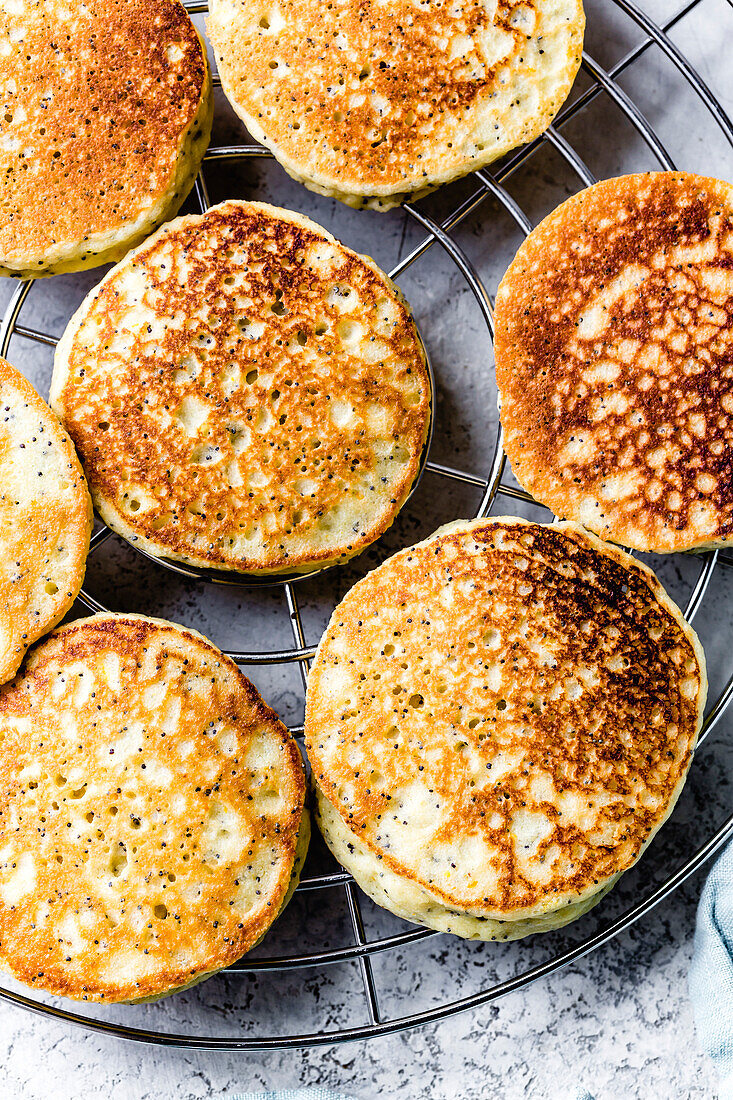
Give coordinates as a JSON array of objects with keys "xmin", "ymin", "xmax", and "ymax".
[{"xmin": 1, "ymin": 0, "xmax": 733, "ymax": 1050}]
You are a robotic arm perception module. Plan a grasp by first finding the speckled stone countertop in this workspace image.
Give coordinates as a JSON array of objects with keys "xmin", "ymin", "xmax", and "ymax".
[{"xmin": 1, "ymin": 1, "xmax": 732, "ymax": 1096}]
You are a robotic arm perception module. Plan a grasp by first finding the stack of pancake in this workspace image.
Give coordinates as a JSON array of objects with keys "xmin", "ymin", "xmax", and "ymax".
[
  {"xmin": 0, "ymin": 614, "xmax": 308, "ymax": 1001},
  {"xmin": 0, "ymin": 0, "xmax": 725, "ymax": 1002},
  {"xmin": 50, "ymin": 201, "xmax": 432, "ymax": 577},
  {"xmin": 306, "ymin": 518, "xmax": 706, "ymax": 939},
  {"xmin": 0, "ymin": 0, "xmax": 213, "ymax": 277},
  {"xmin": 208, "ymin": 0, "xmax": 585, "ymax": 209}
]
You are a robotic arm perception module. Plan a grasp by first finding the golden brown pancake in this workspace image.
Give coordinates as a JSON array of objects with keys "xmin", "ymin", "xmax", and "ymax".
[
  {"xmin": 0, "ymin": 613, "xmax": 307, "ymax": 1002},
  {"xmin": 305, "ymin": 518, "xmax": 706, "ymax": 937},
  {"xmin": 208, "ymin": 0, "xmax": 584, "ymax": 210},
  {"xmin": 0, "ymin": 356, "xmax": 91, "ymax": 685},
  {"xmin": 0, "ymin": 0, "xmax": 212, "ymax": 278},
  {"xmin": 51, "ymin": 200, "xmax": 431, "ymax": 576},
  {"xmin": 495, "ymin": 172, "xmax": 733, "ymax": 553}
]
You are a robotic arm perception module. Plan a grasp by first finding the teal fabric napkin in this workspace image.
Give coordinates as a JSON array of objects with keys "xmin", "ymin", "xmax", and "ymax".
[{"xmin": 690, "ymin": 840, "xmax": 733, "ymax": 1097}]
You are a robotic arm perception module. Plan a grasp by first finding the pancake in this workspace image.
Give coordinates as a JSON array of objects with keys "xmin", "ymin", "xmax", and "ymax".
[
  {"xmin": 305, "ymin": 517, "xmax": 706, "ymax": 938},
  {"xmin": 50, "ymin": 200, "xmax": 431, "ymax": 576},
  {"xmin": 0, "ymin": 357, "xmax": 92, "ymax": 686},
  {"xmin": 0, "ymin": 0, "xmax": 212, "ymax": 278},
  {"xmin": 495, "ymin": 172, "xmax": 733, "ymax": 554},
  {"xmin": 207, "ymin": 0, "xmax": 584, "ymax": 211},
  {"xmin": 0, "ymin": 613, "xmax": 307, "ymax": 1002}
]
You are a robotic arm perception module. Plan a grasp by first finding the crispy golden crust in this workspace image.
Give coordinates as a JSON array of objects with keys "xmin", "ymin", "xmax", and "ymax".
[
  {"xmin": 0, "ymin": 0, "xmax": 211, "ymax": 276},
  {"xmin": 0, "ymin": 357, "xmax": 92, "ymax": 685},
  {"xmin": 0, "ymin": 614, "xmax": 306, "ymax": 1002},
  {"xmin": 51, "ymin": 200, "xmax": 431, "ymax": 575},
  {"xmin": 208, "ymin": 0, "xmax": 584, "ymax": 209},
  {"xmin": 305, "ymin": 518, "xmax": 706, "ymax": 920},
  {"xmin": 495, "ymin": 172, "xmax": 733, "ymax": 553}
]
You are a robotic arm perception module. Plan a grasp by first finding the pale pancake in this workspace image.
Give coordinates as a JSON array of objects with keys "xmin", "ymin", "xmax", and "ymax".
[
  {"xmin": 0, "ymin": 0, "xmax": 212, "ymax": 278},
  {"xmin": 495, "ymin": 172, "xmax": 733, "ymax": 553},
  {"xmin": 0, "ymin": 614, "xmax": 307, "ymax": 1002},
  {"xmin": 208, "ymin": 0, "xmax": 584, "ymax": 210},
  {"xmin": 51, "ymin": 200, "xmax": 431, "ymax": 576},
  {"xmin": 0, "ymin": 357, "xmax": 91, "ymax": 685},
  {"xmin": 305, "ymin": 518, "xmax": 705, "ymax": 936}
]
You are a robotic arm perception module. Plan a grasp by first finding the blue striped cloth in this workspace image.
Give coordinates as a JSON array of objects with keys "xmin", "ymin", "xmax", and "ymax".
[{"xmin": 690, "ymin": 840, "xmax": 733, "ymax": 1097}]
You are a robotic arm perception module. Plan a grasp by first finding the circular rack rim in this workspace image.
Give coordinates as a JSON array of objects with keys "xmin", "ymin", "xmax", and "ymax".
[{"xmin": 1, "ymin": 0, "xmax": 733, "ymax": 1050}]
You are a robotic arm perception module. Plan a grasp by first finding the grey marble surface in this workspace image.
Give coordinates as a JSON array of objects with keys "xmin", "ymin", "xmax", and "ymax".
[{"xmin": 1, "ymin": 0, "xmax": 733, "ymax": 1096}]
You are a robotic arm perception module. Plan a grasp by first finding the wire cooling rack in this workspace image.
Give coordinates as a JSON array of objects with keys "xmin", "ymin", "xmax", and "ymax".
[{"xmin": 1, "ymin": 0, "xmax": 733, "ymax": 1051}]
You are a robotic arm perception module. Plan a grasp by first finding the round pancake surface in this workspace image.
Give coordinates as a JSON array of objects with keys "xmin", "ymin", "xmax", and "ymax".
[
  {"xmin": 305, "ymin": 518, "xmax": 706, "ymax": 923},
  {"xmin": 51, "ymin": 200, "xmax": 431, "ymax": 575},
  {"xmin": 0, "ymin": 357, "xmax": 91, "ymax": 685},
  {"xmin": 0, "ymin": 0, "xmax": 212, "ymax": 278},
  {"xmin": 0, "ymin": 613, "xmax": 306, "ymax": 1002},
  {"xmin": 208, "ymin": 0, "xmax": 584, "ymax": 210},
  {"xmin": 495, "ymin": 172, "xmax": 733, "ymax": 553}
]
